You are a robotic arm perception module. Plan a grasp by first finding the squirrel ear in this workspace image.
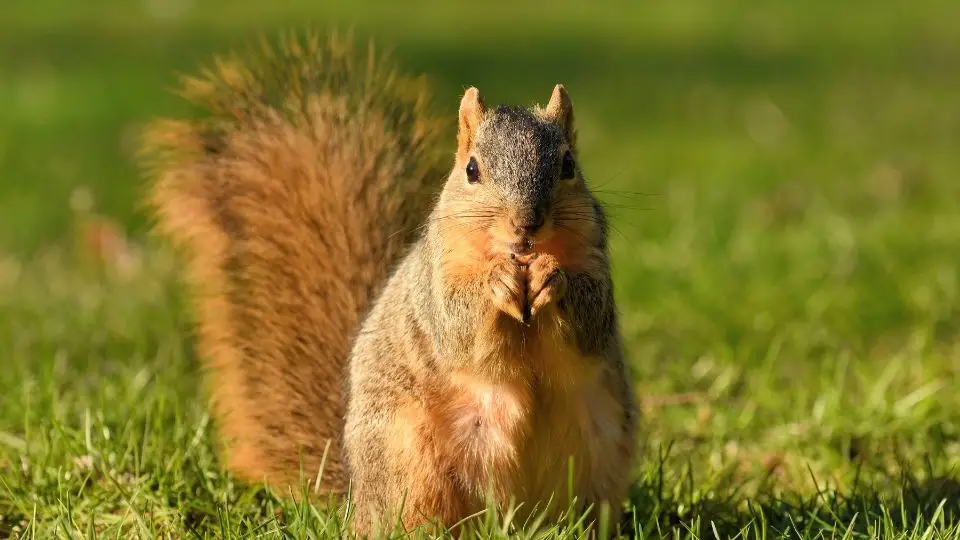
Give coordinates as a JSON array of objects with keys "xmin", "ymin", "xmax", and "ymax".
[
  {"xmin": 543, "ymin": 84, "xmax": 576, "ymax": 146},
  {"xmin": 457, "ymin": 87, "xmax": 486, "ymax": 157}
]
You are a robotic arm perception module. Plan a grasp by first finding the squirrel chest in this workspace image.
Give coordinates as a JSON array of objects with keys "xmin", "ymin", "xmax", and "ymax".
[
  {"xmin": 402, "ymin": 215, "xmax": 626, "ymax": 510},
  {"xmin": 413, "ymin": 320, "xmax": 625, "ymax": 515}
]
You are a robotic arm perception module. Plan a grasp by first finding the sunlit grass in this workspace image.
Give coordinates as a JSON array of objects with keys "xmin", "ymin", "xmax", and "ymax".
[{"xmin": 2, "ymin": 0, "xmax": 960, "ymax": 537}]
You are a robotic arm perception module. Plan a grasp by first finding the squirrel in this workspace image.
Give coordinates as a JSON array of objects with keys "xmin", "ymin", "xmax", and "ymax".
[{"xmin": 141, "ymin": 33, "xmax": 638, "ymax": 535}]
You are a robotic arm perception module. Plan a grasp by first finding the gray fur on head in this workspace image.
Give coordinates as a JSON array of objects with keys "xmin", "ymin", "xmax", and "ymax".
[{"xmin": 474, "ymin": 105, "xmax": 568, "ymax": 215}]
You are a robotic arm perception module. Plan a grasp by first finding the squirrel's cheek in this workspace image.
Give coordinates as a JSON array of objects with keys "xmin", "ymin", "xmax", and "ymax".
[
  {"xmin": 471, "ymin": 230, "xmax": 495, "ymax": 257},
  {"xmin": 534, "ymin": 231, "xmax": 584, "ymax": 268}
]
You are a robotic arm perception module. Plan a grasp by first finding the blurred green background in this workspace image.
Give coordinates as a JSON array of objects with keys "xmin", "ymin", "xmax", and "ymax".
[
  {"xmin": 4, "ymin": 0, "xmax": 958, "ymax": 254},
  {"xmin": 3, "ymin": 0, "xmax": 960, "ymax": 536},
  {"xmin": 5, "ymin": 0, "xmax": 960, "ymax": 360}
]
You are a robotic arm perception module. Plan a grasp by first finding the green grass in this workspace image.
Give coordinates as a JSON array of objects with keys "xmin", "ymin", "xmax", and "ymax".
[{"xmin": 2, "ymin": 0, "xmax": 960, "ymax": 537}]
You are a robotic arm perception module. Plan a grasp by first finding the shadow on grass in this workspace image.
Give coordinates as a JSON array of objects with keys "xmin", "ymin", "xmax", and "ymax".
[{"xmin": 623, "ymin": 469, "xmax": 960, "ymax": 537}]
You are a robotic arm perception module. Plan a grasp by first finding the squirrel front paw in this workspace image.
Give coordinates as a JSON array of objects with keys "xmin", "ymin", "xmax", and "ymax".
[
  {"xmin": 488, "ymin": 257, "xmax": 528, "ymax": 323},
  {"xmin": 526, "ymin": 253, "xmax": 567, "ymax": 319}
]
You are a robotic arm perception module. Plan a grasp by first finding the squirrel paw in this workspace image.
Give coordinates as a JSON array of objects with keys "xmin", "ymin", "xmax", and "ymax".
[
  {"xmin": 488, "ymin": 257, "xmax": 528, "ymax": 324},
  {"xmin": 526, "ymin": 253, "xmax": 567, "ymax": 319}
]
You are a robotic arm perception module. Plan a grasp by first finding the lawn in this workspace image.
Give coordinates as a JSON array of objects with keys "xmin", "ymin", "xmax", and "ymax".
[{"xmin": 2, "ymin": 0, "xmax": 960, "ymax": 537}]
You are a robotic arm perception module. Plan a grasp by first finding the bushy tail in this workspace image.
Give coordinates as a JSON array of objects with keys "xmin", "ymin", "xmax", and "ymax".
[{"xmin": 139, "ymin": 31, "xmax": 448, "ymax": 494}]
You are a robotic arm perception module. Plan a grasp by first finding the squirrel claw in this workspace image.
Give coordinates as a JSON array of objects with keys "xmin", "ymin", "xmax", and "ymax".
[
  {"xmin": 527, "ymin": 254, "xmax": 566, "ymax": 319},
  {"xmin": 488, "ymin": 258, "xmax": 527, "ymax": 323}
]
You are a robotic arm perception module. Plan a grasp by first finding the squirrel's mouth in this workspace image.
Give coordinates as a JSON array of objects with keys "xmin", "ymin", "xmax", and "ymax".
[
  {"xmin": 491, "ymin": 220, "xmax": 555, "ymax": 257},
  {"xmin": 507, "ymin": 238, "xmax": 534, "ymax": 255}
]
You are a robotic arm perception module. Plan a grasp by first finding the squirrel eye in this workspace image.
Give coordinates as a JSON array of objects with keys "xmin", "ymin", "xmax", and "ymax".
[
  {"xmin": 560, "ymin": 151, "xmax": 576, "ymax": 179},
  {"xmin": 466, "ymin": 157, "xmax": 481, "ymax": 184}
]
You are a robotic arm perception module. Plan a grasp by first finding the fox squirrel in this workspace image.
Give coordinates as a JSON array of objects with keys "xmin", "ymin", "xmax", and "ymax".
[{"xmin": 141, "ymin": 33, "xmax": 638, "ymax": 534}]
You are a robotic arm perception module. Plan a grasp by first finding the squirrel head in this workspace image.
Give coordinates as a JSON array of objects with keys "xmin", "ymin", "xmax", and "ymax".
[{"xmin": 436, "ymin": 85, "xmax": 602, "ymax": 262}]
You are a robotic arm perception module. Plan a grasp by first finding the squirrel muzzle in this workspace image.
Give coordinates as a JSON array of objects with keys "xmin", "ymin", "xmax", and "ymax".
[{"xmin": 505, "ymin": 206, "xmax": 551, "ymax": 255}]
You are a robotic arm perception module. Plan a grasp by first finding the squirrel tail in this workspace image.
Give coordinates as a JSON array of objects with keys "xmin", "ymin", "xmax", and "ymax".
[{"xmin": 139, "ymin": 31, "xmax": 448, "ymax": 494}]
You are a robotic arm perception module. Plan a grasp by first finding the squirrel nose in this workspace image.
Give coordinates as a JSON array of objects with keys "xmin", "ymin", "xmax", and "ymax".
[{"xmin": 512, "ymin": 210, "xmax": 545, "ymax": 235}]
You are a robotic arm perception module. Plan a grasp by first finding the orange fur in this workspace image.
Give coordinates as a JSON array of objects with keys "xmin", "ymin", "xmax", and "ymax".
[{"xmin": 533, "ymin": 228, "xmax": 595, "ymax": 271}]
